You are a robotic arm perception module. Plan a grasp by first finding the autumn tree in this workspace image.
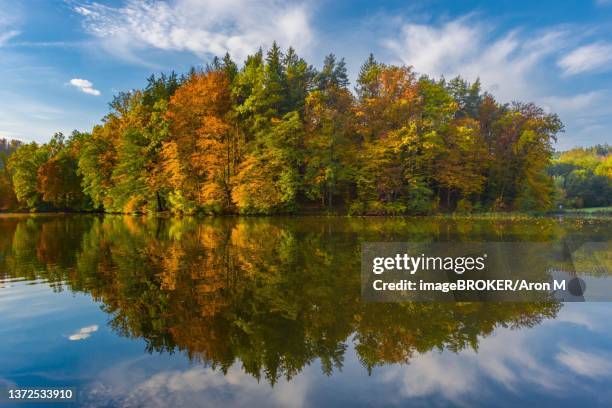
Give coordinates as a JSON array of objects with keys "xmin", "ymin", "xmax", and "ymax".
[
  {"xmin": 483, "ymin": 103, "xmax": 562, "ymax": 211},
  {"xmin": 434, "ymin": 118, "xmax": 487, "ymax": 210},
  {"xmin": 232, "ymin": 111, "xmax": 304, "ymax": 213},
  {"xmin": 353, "ymin": 62, "xmax": 423, "ymax": 214},
  {"xmin": 164, "ymin": 69, "xmax": 234, "ymax": 213}
]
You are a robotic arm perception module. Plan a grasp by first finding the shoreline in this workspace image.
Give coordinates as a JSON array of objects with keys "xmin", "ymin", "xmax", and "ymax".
[{"xmin": 1, "ymin": 211, "xmax": 610, "ymax": 219}]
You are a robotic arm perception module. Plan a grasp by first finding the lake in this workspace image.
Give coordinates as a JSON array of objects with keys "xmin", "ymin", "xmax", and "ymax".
[{"xmin": 0, "ymin": 214, "xmax": 611, "ymax": 407}]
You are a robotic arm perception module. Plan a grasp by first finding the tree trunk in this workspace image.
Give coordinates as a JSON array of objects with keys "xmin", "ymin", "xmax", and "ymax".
[{"xmin": 156, "ymin": 191, "xmax": 163, "ymax": 212}]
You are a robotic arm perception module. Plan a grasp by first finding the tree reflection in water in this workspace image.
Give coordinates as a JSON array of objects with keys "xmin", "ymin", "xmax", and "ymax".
[{"xmin": 2, "ymin": 215, "xmax": 608, "ymax": 384}]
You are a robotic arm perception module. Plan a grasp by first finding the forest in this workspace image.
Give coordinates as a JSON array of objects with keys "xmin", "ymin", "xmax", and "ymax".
[{"xmin": 0, "ymin": 43, "xmax": 610, "ymax": 214}]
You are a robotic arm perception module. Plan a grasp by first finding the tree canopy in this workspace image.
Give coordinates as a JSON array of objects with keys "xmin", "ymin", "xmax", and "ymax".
[{"xmin": 3, "ymin": 45, "xmax": 607, "ymax": 214}]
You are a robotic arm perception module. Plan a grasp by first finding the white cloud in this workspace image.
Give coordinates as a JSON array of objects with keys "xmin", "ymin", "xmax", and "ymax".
[
  {"xmin": 541, "ymin": 91, "xmax": 602, "ymax": 114},
  {"xmin": 0, "ymin": 1, "xmax": 20, "ymax": 46},
  {"xmin": 556, "ymin": 346, "xmax": 612, "ymax": 378},
  {"xmin": 558, "ymin": 43, "xmax": 612, "ymax": 75},
  {"xmin": 381, "ymin": 326, "xmax": 566, "ymax": 404},
  {"xmin": 0, "ymin": 30, "xmax": 19, "ymax": 46},
  {"xmin": 384, "ymin": 18, "xmax": 482, "ymax": 80},
  {"xmin": 82, "ymin": 361, "xmax": 311, "ymax": 408},
  {"xmin": 69, "ymin": 78, "xmax": 101, "ymax": 96},
  {"xmin": 384, "ymin": 17, "xmax": 567, "ymax": 103},
  {"xmin": 69, "ymin": 324, "xmax": 99, "ymax": 340},
  {"xmin": 136, "ymin": 366, "xmax": 308, "ymax": 408},
  {"xmin": 377, "ymin": 303, "xmax": 612, "ymax": 404},
  {"xmin": 73, "ymin": 0, "xmax": 314, "ymax": 63}
]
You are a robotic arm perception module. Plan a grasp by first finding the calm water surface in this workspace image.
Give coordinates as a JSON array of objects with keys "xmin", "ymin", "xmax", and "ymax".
[{"xmin": 0, "ymin": 215, "xmax": 611, "ymax": 407}]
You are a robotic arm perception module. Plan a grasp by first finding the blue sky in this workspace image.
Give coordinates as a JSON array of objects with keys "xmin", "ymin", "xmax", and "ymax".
[{"xmin": 0, "ymin": 0, "xmax": 611, "ymax": 149}]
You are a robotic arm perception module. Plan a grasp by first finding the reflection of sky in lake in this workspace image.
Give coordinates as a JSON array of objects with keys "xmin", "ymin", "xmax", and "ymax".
[{"xmin": 2, "ymin": 279, "xmax": 612, "ymax": 407}]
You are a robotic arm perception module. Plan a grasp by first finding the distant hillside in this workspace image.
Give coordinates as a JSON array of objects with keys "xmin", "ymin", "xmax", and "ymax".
[{"xmin": 549, "ymin": 144, "xmax": 612, "ymax": 209}]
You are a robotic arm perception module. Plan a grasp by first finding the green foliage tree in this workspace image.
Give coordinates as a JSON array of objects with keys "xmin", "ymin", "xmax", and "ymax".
[
  {"xmin": 8, "ymin": 142, "xmax": 49, "ymax": 209},
  {"xmin": 303, "ymin": 54, "xmax": 355, "ymax": 209}
]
